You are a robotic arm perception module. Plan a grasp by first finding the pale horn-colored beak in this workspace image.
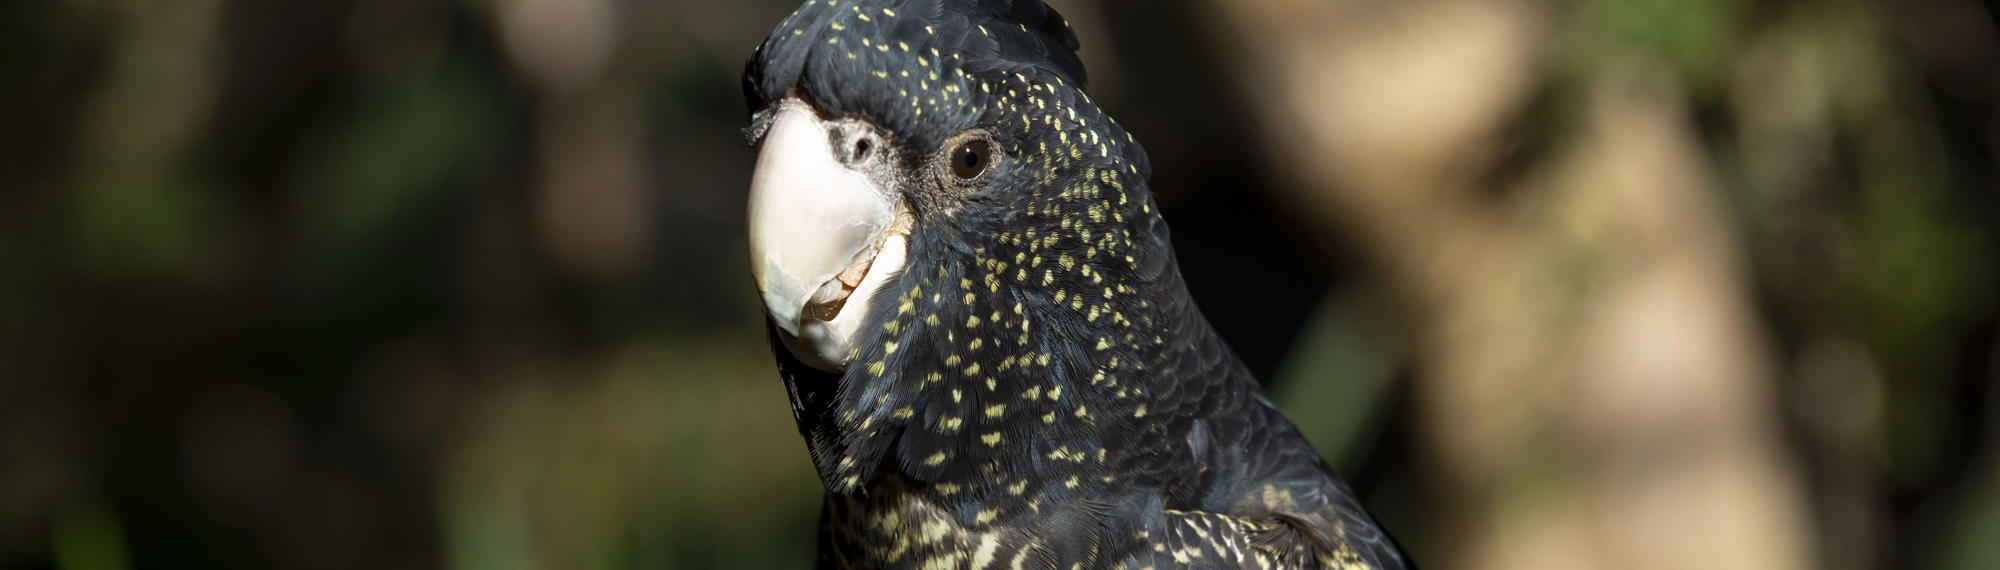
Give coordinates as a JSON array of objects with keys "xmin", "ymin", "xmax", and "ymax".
[{"xmin": 747, "ymin": 102, "xmax": 908, "ymax": 371}]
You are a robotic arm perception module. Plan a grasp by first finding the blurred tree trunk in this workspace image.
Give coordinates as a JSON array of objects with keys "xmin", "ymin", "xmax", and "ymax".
[{"xmin": 1197, "ymin": 1, "xmax": 1816, "ymax": 569}]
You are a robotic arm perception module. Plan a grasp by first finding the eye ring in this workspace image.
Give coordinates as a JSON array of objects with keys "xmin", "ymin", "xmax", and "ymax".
[{"xmin": 944, "ymin": 135, "xmax": 997, "ymax": 181}]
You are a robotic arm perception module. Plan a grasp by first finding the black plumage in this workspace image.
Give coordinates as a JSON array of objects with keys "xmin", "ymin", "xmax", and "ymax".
[{"xmin": 744, "ymin": 2, "xmax": 1408, "ymax": 568}]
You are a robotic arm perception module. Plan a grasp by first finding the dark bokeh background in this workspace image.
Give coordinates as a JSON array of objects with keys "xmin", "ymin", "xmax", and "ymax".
[{"xmin": 1, "ymin": 1, "xmax": 1995, "ymax": 569}]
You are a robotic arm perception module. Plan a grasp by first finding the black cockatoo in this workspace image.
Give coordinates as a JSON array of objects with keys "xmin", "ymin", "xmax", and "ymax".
[{"xmin": 743, "ymin": 1, "xmax": 1408, "ymax": 568}]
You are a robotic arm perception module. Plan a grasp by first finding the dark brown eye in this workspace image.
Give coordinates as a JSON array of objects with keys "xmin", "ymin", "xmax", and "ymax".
[{"xmin": 949, "ymin": 139, "xmax": 993, "ymax": 180}]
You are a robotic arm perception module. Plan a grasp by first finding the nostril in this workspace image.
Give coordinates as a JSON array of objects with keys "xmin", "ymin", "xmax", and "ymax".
[{"xmin": 854, "ymin": 137, "xmax": 873, "ymax": 162}]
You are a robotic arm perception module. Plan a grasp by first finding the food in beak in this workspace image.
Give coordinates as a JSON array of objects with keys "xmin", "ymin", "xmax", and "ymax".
[{"xmin": 746, "ymin": 102, "xmax": 909, "ymax": 371}]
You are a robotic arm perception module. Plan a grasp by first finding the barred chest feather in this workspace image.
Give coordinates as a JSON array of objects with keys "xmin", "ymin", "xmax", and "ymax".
[{"xmin": 816, "ymin": 476, "xmax": 1376, "ymax": 570}]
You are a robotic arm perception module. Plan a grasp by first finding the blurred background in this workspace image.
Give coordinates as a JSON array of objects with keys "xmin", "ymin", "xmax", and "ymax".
[{"xmin": 1, "ymin": 0, "xmax": 1995, "ymax": 569}]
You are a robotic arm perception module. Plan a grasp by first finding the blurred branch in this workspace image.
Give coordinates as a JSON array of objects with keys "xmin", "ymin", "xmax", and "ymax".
[{"xmin": 1200, "ymin": 0, "xmax": 1815, "ymax": 568}]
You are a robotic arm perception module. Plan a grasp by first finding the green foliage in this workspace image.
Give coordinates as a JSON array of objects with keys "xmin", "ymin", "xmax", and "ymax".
[
  {"xmin": 1272, "ymin": 287, "xmax": 1402, "ymax": 464},
  {"xmin": 52, "ymin": 501, "xmax": 130, "ymax": 570},
  {"xmin": 439, "ymin": 335, "xmax": 822, "ymax": 570},
  {"xmin": 1567, "ymin": 0, "xmax": 1749, "ymax": 88},
  {"xmin": 296, "ymin": 63, "xmax": 504, "ymax": 250}
]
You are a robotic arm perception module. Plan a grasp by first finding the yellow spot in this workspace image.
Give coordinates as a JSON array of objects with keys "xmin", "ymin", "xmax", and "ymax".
[
  {"xmin": 1134, "ymin": 405, "xmax": 1147, "ymax": 418},
  {"xmin": 942, "ymin": 416, "xmax": 963, "ymax": 431},
  {"xmin": 982, "ymin": 432, "xmax": 1004, "ymax": 446},
  {"xmin": 971, "ymin": 534, "xmax": 1001, "ymax": 569},
  {"xmin": 1049, "ymin": 385, "xmax": 1063, "ymax": 401},
  {"xmin": 1023, "ymin": 386, "xmax": 1042, "ymax": 400},
  {"xmin": 976, "ymin": 508, "xmax": 1000, "ymax": 524},
  {"xmin": 869, "ymin": 361, "xmax": 887, "ymax": 376},
  {"xmin": 1065, "ymin": 475, "xmax": 1081, "ymax": 489},
  {"xmin": 985, "ymin": 404, "xmax": 1006, "ymax": 418},
  {"xmin": 925, "ymin": 451, "xmax": 948, "ymax": 466}
]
